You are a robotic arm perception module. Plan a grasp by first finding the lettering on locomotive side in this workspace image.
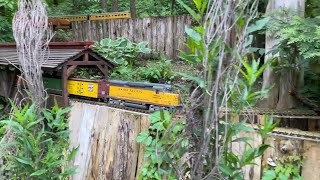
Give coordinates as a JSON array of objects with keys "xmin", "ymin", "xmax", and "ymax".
[{"xmin": 118, "ymin": 87, "xmax": 143, "ymax": 93}]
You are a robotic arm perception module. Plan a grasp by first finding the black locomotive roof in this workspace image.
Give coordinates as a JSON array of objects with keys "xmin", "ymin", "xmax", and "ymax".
[{"xmin": 110, "ymin": 80, "xmax": 173, "ymax": 91}]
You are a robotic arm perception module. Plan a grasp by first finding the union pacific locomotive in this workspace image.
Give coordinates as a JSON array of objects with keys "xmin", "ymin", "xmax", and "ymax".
[{"xmin": 44, "ymin": 78, "xmax": 181, "ymax": 112}]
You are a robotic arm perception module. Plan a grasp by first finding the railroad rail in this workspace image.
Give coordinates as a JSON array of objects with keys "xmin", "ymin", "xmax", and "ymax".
[
  {"xmin": 248, "ymin": 124, "xmax": 320, "ymax": 142},
  {"xmin": 219, "ymin": 107, "xmax": 320, "ymax": 119},
  {"xmin": 70, "ymin": 99, "xmax": 320, "ymax": 141}
]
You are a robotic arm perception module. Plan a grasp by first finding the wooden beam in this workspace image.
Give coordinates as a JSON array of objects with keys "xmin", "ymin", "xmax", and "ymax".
[
  {"xmin": 66, "ymin": 61, "xmax": 107, "ymax": 66},
  {"xmin": 83, "ymin": 52, "xmax": 89, "ymax": 61},
  {"xmin": 88, "ymin": 51, "xmax": 115, "ymax": 69},
  {"xmin": 67, "ymin": 65, "xmax": 78, "ymax": 77},
  {"xmin": 68, "ymin": 51, "xmax": 84, "ymax": 62},
  {"xmin": 62, "ymin": 64, "xmax": 69, "ymax": 107},
  {"xmin": 97, "ymin": 65, "xmax": 108, "ymax": 79}
]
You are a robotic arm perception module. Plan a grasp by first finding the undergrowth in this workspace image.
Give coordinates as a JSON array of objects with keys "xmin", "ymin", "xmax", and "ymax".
[{"xmin": 0, "ymin": 100, "xmax": 78, "ymax": 179}]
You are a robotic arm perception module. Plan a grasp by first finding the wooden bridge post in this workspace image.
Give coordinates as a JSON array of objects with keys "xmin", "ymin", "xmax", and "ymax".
[{"xmin": 62, "ymin": 64, "xmax": 69, "ymax": 107}]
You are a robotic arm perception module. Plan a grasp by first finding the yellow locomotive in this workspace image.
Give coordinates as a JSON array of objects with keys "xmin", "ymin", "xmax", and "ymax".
[{"xmin": 60, "ymin": 78, "xmax": 180, "ymax": 112}]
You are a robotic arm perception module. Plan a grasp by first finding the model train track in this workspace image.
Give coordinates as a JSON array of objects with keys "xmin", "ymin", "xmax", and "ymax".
[
  {"xmin": 71, "ymin": 99, "xmax": 320, "ymax": 141},
  {"xmin": 70, "ymin": 98, "xmax": 185, "ymax": 119},
  {"xmin": 220, "ymin": 107, "xmax": 320, "ymax": 119},
  {"xmin": 248, "ymin": 124, "xmax": 320, "ymax": 142}
]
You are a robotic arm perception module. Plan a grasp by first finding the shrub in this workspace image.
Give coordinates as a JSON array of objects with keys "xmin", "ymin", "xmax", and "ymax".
[
  {"xmin": 93, "ymin": 37, "xmax": 151, "ymax": 66},
  {"xmin": 135, "ymin": 55, "xmax": 174, "ymax": 83},
  {"xmin": 0, "ymin": 100, "xmax": 78, "ymax": 179},
  {"xmin": 111, "ymin": 54, "xmax": 174, "ymax": 83}
]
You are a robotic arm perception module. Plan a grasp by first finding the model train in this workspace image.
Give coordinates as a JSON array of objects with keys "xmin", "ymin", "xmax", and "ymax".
[
  {"xmin": 49, "ymin": 12, "xmax": 131, "ymax": 22},
  {"xmin": 43, "ymin": 78, "xmax": 181, "ymax": 112}
]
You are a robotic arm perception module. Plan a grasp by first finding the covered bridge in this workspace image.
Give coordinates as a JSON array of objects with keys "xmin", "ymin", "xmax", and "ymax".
[{"xmin": 0, "ymin": 42, "xmax": 116, "ymax": 106}]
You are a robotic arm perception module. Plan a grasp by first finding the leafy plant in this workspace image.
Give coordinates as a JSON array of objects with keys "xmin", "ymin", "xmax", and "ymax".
[
  {"xmin": 136, "ymin": 110, "xmax": 188, "ymax": 179},
  {"xmin": 110, "ymin": 65, "xmax": 135, "ymax": 81},
  {"xmin": 299, "ymin": 67, "xmax": 320, "ymax": 106},
  {"xmin": 111, "ymin": 54, "xmax": 174, "ymax": 83},
  {"xmin": 93, "ymin": 37, "xmax": 151, "ymax": 66},
  {"xmin": 268, "ymin": 12, "xmax": 320, "ymax": 70},
  {"xmin": 0, "ymin": 100, "xmax": 78, "ymax": 179},
  {"xmin": 262, "ymin": 156, "xmax": 303, "ymax": 180},
  {"xmin": 71, "ymin": 67, "xmax": 103, "ymax": 80},
  {"xmin": 0, "ymin": 98, "xmax": 6, "ymax": 138},
  {"xmin": 135, "ymin": 54, "xmax": 174, "ymax": 83},
  {"xmin": 220, "ymin": 116, "xmax": 278, "ymax": 179},
  {"xmin": 231, "ymin": 58, "xmax": 271, "ymax": 112},
  {"xmin": 220, "ymin": 59, "xmax": 279, "ymax": 179},
  {"xmin": 0, "ymin": 0, "xmax": 16, "ymax": 42},
  {"xmin": 267, "ymin": 10, "xmax": 320, "ymax": 107}
]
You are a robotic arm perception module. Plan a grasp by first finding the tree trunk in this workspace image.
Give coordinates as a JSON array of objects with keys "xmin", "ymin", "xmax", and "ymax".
[
  {"xmin": 261, "ymin": 0, "xmax": 305, "ymax": 110},
  {"xmin": 100, "ymin": 0, "xmax": 108, "ymax": 12},
  {"xmin": 53, "ymin": 0, "xmax": 58, "ymax": 6},
  {"xmin": 171, "ymin": 0, "xmax": 176, "ymax": 14},
  {"xmin": 112, "ymin": 0, "xmax": 119, "ymax": 12},
  {"xmin": 130, "ymin": 0, "xmax": 136, "ymax": 18}
]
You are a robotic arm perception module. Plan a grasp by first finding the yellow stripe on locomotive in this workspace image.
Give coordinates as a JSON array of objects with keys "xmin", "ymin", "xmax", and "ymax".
[
  {"xmin": 67, "ymin": 80, "xmax": 99, "ymax": 98},
  {"xmin": 108, "ymin": 85, "xmax": 180, "ymax": 107}
]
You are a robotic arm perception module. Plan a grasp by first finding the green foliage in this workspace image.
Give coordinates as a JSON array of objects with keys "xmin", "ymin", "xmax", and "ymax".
[
  {"xmin": 71, "ymin": 67, "xmax": 104, "ymax": 80},
  {"xmin": 220, "ymin": 116, "xmax": 278, "ymax": 179},
  {"xmin": 137, "ymin": 0, "xmax": 193, "ymax": 18},
  {"xmin": 306, "ymin": 0, "xmax": 320, "ymax": 17},
  {"xmin": 267, "ymin": 10, "xmax": 320, "ymax": 106},
  {"xmin": 0, "ymin": 0, "xmax": 16, "ymax": 42},
  {"xmin": 53, "ymin": 29, "xmax": 74, "ymax": 42},
  {"xmin": 268, "ymin": 13, "xmax": 320, "ymax": 66},
  {"xmin": 220, "ymin": 59, "xmax": 279, "ymax": 179},
  {"xmin": 136, "ymin": 110, "xmax": 188, "ymax": 179},
  {"xmin": 0, "ymin": 97, "xmax": 6, "ymax": 138},
  {"xmin": 298, "ymin": 67, "xmax": 320, "ymax": 106},
  {"xmin": 0, "ymin": 100, "xmax": 78, "ymax": 179},
  {"xmin": 46, "ymin": 0, "xmax": 193, "ymax": 17},
  {"xmin": 262, "ymin": 156, "xmax": 303, "ymax": 180},
  {"xmin": 93, "ymin": 37, "xmax": 151, "ymax": 66},
  {"xmin": 135, "ymin": 55, "xmax": 174, "ymax": 83},
  {"xmin": 111, "ymin": 54, "xmax": 174, "ymax": 83},
  {"xmin": 231, "ymin": 58, "xmax": 271, "ymax": 111},
  {"xmin": 176, "ymin": 1, "xmax": 276, "ymax": 178},
  {"xmin": 177, "ymin": 0, "xmax": 207, "ymax": 24},
  {"xmin": 47, "ymin": 0, "xmax": 103, "ymax": 16}
]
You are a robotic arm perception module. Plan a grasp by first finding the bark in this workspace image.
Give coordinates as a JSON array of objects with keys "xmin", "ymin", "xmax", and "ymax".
[
  {"xmin": 171, "ymin": 0, "xmax": 176, "ymax": 14},
  {"xmin": 100, "ymin": 0, "xmax": 108, "ymax": 12},
  {"xmin": 261, "ymin": 0, "xmax": 305, "ymax": 109},
  {"xmin": 130, "ymin": 0, "xmax": 136, "ymax": 18},
  {"xmin": 111, "ymin": 0, "xmax": 119, "ymax": 12},
  {"xmin": 53, "ymin": 0, "xmax": 58, "ymax": 6}
]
